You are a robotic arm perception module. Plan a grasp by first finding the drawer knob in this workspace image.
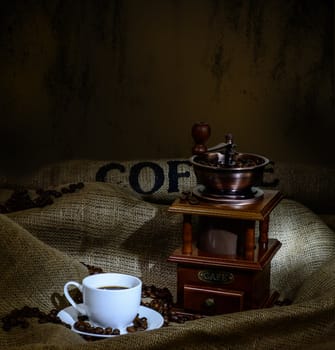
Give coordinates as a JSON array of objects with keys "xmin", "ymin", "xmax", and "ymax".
[{"xmin": 204, "ymin": 298, "xmax": 215, "ymax": 307}]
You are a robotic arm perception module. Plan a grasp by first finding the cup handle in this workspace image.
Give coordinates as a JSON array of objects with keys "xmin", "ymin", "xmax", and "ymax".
[{"xmin": 64, "ymin": 281, "xmax": 86, "ymax": 315}]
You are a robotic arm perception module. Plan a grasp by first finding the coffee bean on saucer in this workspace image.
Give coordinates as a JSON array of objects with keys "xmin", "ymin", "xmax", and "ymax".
[
  {"xmin": 93, "ymin": 327, "xmax": 104, "ymax": 334},
  {"xmin": 78, "ymin": 315, "xmax": 89, "ymax": 321},
  {"xmin": 104, "ymin": 327, "xmax": 114, "ymax": 335},
  {"xmin": 126, "ymin": 326, "xmax": 136, "ymax": 333},
  {"xmin": 74, "ymin": 320, "xmax": 91, "ymax": 332}
]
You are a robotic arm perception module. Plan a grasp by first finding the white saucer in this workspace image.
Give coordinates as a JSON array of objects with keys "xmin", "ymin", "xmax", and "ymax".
[{"xmin": 57, "ymin": 304, "xmax": 164, "ymax": 338}]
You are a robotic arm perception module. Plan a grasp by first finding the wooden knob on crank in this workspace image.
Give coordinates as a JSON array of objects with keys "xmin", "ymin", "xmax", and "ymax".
[{"xmin": 192, "ymin": 122, "xmax": 211, "ymax": 155}]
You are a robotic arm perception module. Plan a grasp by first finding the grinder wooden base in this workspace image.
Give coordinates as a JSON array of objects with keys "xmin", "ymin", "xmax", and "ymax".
[
  {"xmin": 168, "ymin": 239, "xmax": 281, "ymax": 315},
  {"xmin": 168, "ymin": 190, "xmax": 282, "ymax": 315}
]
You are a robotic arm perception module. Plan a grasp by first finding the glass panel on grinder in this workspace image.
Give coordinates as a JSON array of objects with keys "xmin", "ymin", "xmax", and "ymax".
[{"xmin": 197, "ymin": 217, "xmax": 244, "ymax": 256}]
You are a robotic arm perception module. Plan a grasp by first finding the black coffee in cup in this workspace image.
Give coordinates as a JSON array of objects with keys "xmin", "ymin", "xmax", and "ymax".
[{"xmin": 98, "ymin": 286, "xmax": 129, "ymax": 290}]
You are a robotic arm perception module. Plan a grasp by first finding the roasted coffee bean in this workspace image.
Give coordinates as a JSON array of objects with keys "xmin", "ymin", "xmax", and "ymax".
[
  {"xmin": 126, "ymin": 326, "xmax": 136, "ymax": 333},
  {"xmin": 180, "ymin": 191, "xmax": 190, "ymax": 201},
  {"xmin": 94, "ymin": 327, "xmax": 104, "ymax": 334},
  {"xmin": 81, "ymin": 262, "xmax": 103, "ymax": 275},
  {"xmin": 74, "ymin": 321, "xmax": 90, "ymax": 332},
  {"xmin": 68, "ymin": 184, "xmax": 77, "ymax": 193},
  {"xmin": 132, "ymin": 314, "xmax": 147, "ymax": 329},
  {"xmin": 104, "ymin": 327, "xmax": 114, "ymax": 335},
  {"xmin": 52, "ymin": 191, "xmax": 62, "ymax": 198},
  {"xmin": 35, "ymin": 188, "xmax": 44, "ymax": 195},
  {"xmin": 78, "ymin": 315, "xmax": 89, "ymax": 321},
  {"xmin": 275, "ymin": 298, "xmax": 292, "ymax": 306},
  {"xmin": 179, "ymin": 191, "xmax": 199, "ymax": 205},
  {"xmin": 188, "ymin": 195, "xmax": 199, "ymax": 205},
  {"xmin": 37, "ymin": 315, "xmax": 49, "ymax": 324},
  {"xmin": 20, "ymin": 319, "xmax": 29, "ymax": 329}
]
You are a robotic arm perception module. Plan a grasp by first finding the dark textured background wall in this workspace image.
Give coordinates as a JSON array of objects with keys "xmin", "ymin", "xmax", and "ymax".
[{"xmin": 0, "ymin": 0, "xmax": 334, "ymax": 176}]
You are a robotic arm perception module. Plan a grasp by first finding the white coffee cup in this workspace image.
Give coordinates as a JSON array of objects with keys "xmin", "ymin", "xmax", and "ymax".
[{"xmin": 64, "ymin": 273, "xmax": 142, "ymax": 329}]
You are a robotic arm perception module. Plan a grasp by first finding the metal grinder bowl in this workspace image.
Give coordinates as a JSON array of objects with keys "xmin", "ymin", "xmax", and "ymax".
[{"xmin": 190, "ymin": 152, "xmax": 269, "ymax": 197}]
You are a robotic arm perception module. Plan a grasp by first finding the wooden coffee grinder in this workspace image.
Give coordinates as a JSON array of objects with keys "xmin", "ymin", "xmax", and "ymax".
[{"xmin": 168, "ymin": 122, "xmax": 282, "ymax": 315}]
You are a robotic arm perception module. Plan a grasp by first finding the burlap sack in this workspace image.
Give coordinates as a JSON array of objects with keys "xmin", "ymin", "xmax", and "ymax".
[
  {"xmin": 0, "ymin": 209, "xmax": 335, "ymax": 350},
  {"xmin": 6, "ymin": 182, "xmax": 335, "ymax": 301},
  {"xmin": 1, "ymin": 169, "xmax": 335, "ymax": 349},
  {"xmin": 268, "ymin": 200, "xmax": 335, "ymax": 300}
]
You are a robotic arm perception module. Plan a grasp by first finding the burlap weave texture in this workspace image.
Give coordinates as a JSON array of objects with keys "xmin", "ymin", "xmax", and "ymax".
[
  {"xmin": 6, "ymin": 182, "xmax": 335, "ymax": 301},
  {"xmin": 0, "ymin": 162, "xmax": 334, "ymax": 349}
]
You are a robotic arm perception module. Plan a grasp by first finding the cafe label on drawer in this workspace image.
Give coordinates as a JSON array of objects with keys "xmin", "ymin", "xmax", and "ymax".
[{"xmin": 198, "ymin": 270, "xmax": 234, "ymax": 284}]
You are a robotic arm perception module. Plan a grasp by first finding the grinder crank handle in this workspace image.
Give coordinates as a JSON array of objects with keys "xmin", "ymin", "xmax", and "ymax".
[{"xmin": 207, "ymin": 142, "xmax": 228, "ymax": 152}]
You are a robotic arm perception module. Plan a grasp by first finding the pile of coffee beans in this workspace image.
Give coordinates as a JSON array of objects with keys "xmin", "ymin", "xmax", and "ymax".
[
  {"xmin": 73, "ymin": 313, "xmax": 148, "ymax": 336},
  {"xmin": 71, "ymin": 314, "xmax": 149, "ymax": 341},
  {"xmin": 127, "ymin": 314, "xmax": 148, "ymax": 332},
  {"xmin": 0, "ymin": 182, "xmax": 85, "ymax": 213},
  {"xmin": 74, "ymin": 316, "xmax": 121, "ymax": 336},
  {"xmin": 141, "ymin": 284, "xmax": 203, "ymax": 326},
  {"xmin": 1, "ymin": 306, "xmax": 69, "ymax": 331}
]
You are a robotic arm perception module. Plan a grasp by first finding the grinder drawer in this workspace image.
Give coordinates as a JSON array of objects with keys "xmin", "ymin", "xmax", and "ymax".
[{"xmin": 184, "ymin": 284, "xmax": 244, "ymax": 315}]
